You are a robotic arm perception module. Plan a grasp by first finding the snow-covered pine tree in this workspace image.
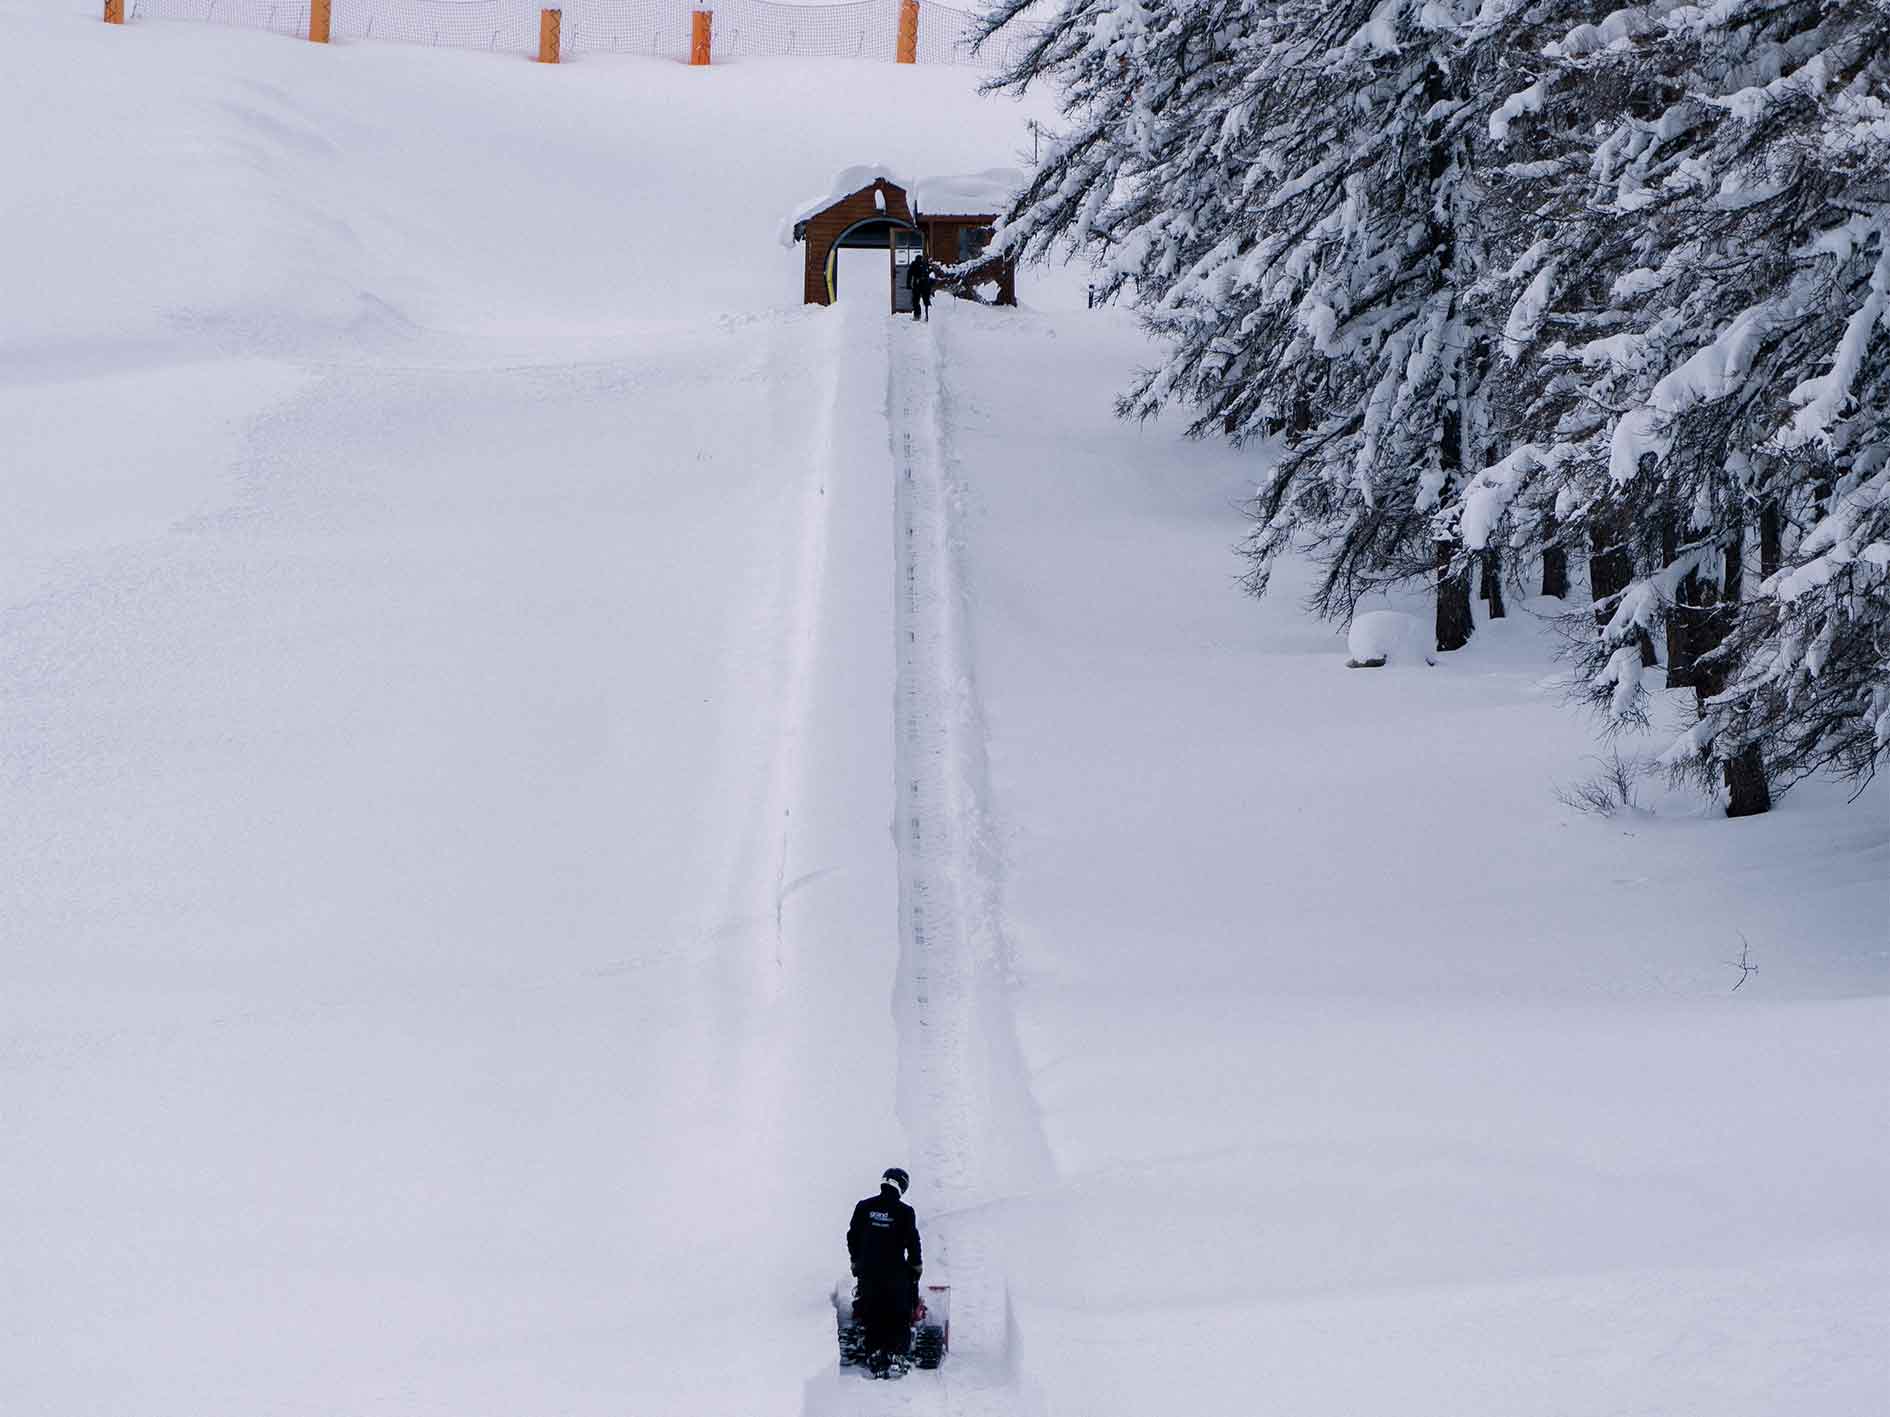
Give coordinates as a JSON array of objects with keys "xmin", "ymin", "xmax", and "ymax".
[
  {"xmin": 1438, "ymin": 4, "xmax": 1698, "ymax": 676},
  {"xmin": 1454, "ymin": 0, "xmax": 1889, "ymax": 813},
  {"xmin": 977, "ymin": 0, "xmax": 1513, "ymax": 651},
  {"xmin": 981, "ymin": 0, "xmax": 1886, "ymax": 810},
  {"xmin": 972, "ymin": 0, "xmax": 1238, "ymax": 295},
  {"xmin": 1429, "ymin": 0, "xmax": 1651, "ymax": 616},
  {"xmin": 1661, "ymin": 13, "xmax": 1890, "ymax": 802}
]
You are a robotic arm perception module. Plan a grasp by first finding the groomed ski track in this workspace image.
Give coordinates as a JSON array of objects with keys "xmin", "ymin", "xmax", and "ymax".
[{"xmin": 802, "ymin": 316, "xmax": 1053, "ymax": 1417}]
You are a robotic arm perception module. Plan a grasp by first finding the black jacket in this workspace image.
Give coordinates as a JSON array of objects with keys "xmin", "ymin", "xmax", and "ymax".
[
  {"xmin": 847, "ymin": 1184, "xmax": 922, "ymax": 1276},
  {"xmin": 907, "ymin": 256, "xmax": 934, "ymax": 294}
]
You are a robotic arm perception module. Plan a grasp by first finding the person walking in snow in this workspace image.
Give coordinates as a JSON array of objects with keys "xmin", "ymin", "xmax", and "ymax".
[
  {"xmin": 847, "ymin": 1167, "xmax": 923, "ymax": 1378},
  {"xmin": 907, "ymin": 252, "xmax": 934, "ymax": 322}
]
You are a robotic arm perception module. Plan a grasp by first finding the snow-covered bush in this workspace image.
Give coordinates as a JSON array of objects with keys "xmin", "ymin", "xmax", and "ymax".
[{"xmin": 1346, "ymin": 610, "xmax": 1432, "ymax": 668}]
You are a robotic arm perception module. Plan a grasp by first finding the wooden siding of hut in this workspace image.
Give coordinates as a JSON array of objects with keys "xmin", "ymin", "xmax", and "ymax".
[{"xmin": 800, "ymin": 180, "xmax": 917, "ymax": 307}]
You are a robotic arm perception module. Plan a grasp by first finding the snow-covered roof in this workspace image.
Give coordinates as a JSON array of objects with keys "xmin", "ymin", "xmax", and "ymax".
[
  {"xmin": 909, "ymin": 169, "xmax": 1023, "ymax": 219},
  {"xmin": 780, "ymin": 166, "xmax": 1022, "ymax": 247}
]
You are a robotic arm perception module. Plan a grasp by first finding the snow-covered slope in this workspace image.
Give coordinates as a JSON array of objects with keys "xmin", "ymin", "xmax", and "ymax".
[
  {"xmin": 934, "ymin": 305, "xmax": 1888, "ymax": 1416},
  {"xmin": 4, "ymin": 4, "xmax": 1884, "ymax": 1416},
  {"xmin": 3, "ymin": 8, "xmax": 1054, "ymax": 1412}
]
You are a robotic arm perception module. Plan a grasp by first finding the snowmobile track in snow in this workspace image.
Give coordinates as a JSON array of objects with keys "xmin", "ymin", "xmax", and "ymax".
[
  {"xmin": 802, "ymin": 315, "xmax": 1049, "ymax": 1417},
  {"xmin": 869, "ymin": 319, "xmax": 1052, "ymax": 1412}
]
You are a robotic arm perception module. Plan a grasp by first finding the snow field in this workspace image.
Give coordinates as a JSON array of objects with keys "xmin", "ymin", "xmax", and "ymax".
[
  {"xmin": 3, "ymin": 296, "xmax": 890, "ymax": 1417},
  {"xmin": 3, "ymin": 3, "xmax": 1886, "ymax": 1415},
  {"xmin": 929, "ymin": 302, "xmax": 1889, "ymax": 1416},
  {"xmin": 3, "ymin": 8, "xmax": 1057, "ymax": 1411}
]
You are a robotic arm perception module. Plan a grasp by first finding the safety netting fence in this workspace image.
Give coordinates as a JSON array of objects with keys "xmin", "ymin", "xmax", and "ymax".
[{"xmin": 128, "ymin": 0, "xmax": 1034, "ymax": 66}]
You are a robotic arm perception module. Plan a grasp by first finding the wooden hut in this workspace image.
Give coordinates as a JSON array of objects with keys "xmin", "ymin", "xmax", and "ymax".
[{"xmin": 786, "ymin": 168, "xmax": 1019, "ymax": 312}]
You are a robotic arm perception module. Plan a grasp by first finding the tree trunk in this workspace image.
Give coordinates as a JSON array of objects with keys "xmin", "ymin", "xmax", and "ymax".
[
  {"xmin": 1588, "ymin": 515, "xmax": 1632, "ymax": 621},
  {"xmin": 1666, "ymin": 568, "xmax": 1701, "ymax": 689},
  {"xmin": 1691, "ymin": 521, "xmax": 1768, "ymax": 816},
  {"xmin": 1482, "ymin": 548, "xmax": 1506, "ymax": 619},
  {"xmin": 1540, "ymin": 528, "xmax": 1570, "ymax": 599},
  {"xmin": 1424, "ymin": 57, "xmax": 1477, "ymax": 660},
  {"xmin": 1759, "ymin": 497, "xmax": 1781, "ymax": 581},
  {"xmin": 1662, "ymin": 514, "xmax": 1700, "ymax": 688},
  {"xmin": 1722, "ymin": 520, "xmax": 1743, "ymax": 610},
  {"xmin": 1724, "ymin": 742, "xmax": 1771, "ymax": 818},
  {"xmin": 1589, "ymin": 514, "xmax": 1655, "ymax": 667},
  {"xmin": 1693, "ymin": 526, "xmax": 1740, "ymax": 706},
  {"xmin": 1435, "ymin": 540, "xmax": 1475, "ymax": 652}
]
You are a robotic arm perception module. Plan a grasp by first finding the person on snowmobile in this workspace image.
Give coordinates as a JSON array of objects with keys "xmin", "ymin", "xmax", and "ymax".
[{"xmin": 847, "ymin": 1167, "xmax": 923, "ymax": 1378}]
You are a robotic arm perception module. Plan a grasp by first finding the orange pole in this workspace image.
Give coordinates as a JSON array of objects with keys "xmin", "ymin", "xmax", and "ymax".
[
  {"xmin": 538, "ymin": 7, "xmax": 560, "ymax": 62},
  {"xmin": 896, "ymin": 0, "xmax": 918, "ymax": 63},
  {"xmin": 103, "ymin": 0, "xmax": 123, "ymax": 22},
  {"xmin": 689, "ymin": 8, "xmax": 711, "ymax": 65},
  {"xmin": 309, "ymin": 0, "xmax": 330, "ymax": 42}
]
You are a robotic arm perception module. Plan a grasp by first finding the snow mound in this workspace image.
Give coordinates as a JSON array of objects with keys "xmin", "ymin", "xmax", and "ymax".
[{"xmin": 1346, "ymin": 610, "xmax": 1431, "ymax": 667}]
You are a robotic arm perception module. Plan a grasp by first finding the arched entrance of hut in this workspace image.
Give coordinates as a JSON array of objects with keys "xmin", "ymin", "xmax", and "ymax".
[{"xmin": 824, "ymin": 216, "xmax": 923, "ymax": 314}]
